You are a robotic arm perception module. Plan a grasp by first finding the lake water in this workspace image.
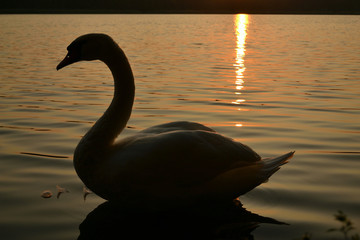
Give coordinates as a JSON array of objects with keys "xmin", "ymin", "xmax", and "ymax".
[{"xmin": 0, "ymin": 14, "xmax": 359, "ymax": 239}]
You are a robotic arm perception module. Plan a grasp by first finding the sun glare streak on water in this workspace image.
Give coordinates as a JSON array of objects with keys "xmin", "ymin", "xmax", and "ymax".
[
  {"xmin": 233, "ymin": 14, "xmax": 249, "ymax": 104},
  {"xmin": 233, "ymin": 14, "xmax": 249, "ymax": 127}
]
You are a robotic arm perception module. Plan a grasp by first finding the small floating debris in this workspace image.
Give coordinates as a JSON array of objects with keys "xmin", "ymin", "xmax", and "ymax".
[
  {"xmin": 41, "ymin": 190, "xmax": 53, "ymax": 198},
  {"xmin": 56, "ymin": 185, "xmax": 69, "ymax": 199},
  {"xmin": 83, "ymin": 186, "xmax": 93, "ymax": 202}
]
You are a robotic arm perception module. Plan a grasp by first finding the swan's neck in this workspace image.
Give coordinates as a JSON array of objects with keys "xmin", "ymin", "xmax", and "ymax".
[{"xmin": 78, "ymin": 46, "xmax": 135, "ymax": 153}]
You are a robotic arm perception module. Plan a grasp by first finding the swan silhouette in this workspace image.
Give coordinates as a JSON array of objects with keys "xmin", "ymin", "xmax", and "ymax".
[{"xmin": 57, "ymin": 33, "xmax": 294, "ymax": 210}]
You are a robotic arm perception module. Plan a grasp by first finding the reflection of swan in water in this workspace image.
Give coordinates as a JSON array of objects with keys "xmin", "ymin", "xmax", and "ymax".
[
  {"xmin": 57, "ymin": 34, "xmax": 294, "ymax": 211},
  {"xmin": 78, "ymin": 200, "xmax": 287, "ymax": 240}
]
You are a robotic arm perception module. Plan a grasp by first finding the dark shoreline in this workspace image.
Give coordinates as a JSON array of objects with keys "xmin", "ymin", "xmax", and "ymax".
[{"xmin": 1, "ymin": 9, "xmax": 360, "ymax": 15}]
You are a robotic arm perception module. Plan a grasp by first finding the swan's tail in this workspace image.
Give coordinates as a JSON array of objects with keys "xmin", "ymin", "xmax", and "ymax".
[
  {"xmin": 260, "ymin": 151, "xmax": 295, "ymax": 182},
  {"xmin": 197, "ymin": 151, "xmax": 295, "ymax": 200}
]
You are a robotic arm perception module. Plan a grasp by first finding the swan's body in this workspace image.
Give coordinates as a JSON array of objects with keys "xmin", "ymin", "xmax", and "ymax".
[{"xmin": 57, "ymin": 34, "xmax": 294, "ymax": 210}]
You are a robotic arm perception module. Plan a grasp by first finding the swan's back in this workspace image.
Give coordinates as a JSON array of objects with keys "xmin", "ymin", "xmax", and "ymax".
[{"xmin": 139, "ymin": 121, "xmax": 216, "ymax": 134}]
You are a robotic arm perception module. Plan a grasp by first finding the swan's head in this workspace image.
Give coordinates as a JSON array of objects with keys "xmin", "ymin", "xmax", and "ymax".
[{"xmin": 56, "ymin": 33, "xmax": 118, "ymax": 70}]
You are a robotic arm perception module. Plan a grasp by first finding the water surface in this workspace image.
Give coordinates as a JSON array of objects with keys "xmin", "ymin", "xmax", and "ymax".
[{"xmin": 0, "ymin": 14, "xmax": 359, "ymax": 239}]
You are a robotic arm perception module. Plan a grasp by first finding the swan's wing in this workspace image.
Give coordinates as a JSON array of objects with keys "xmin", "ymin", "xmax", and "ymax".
[
  {"xmin": 101, "ymin": 130, "xmax": 292, "ymax": 206},
  {"xmin": 139, "ymin": 121, "xmax": 216, "ymax": 134},
  {"xmin": 109, "ymin": 130, "xmax": 260, "ymax": 192}
]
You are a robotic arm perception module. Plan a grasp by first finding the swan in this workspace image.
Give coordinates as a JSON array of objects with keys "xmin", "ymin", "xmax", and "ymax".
[{"xmin": 57, "ymin": 33, "xmax": 294, "ymax": 210}]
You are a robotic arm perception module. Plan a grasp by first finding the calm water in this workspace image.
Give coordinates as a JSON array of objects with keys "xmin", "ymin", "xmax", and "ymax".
[{"xmin": 0, "ymin": 14, "xmax": 359, "ymax": 239}]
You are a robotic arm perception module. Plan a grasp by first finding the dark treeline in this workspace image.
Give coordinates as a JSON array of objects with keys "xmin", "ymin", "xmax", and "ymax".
[{"xmin": 2, "ymin": 0, "xmax": 359, "ymax": 14}]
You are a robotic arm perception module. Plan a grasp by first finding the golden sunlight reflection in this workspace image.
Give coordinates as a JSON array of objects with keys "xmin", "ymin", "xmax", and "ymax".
[
  {"xmin": 233, "ymin": 14, "xmax": 249, "ymax": 127},
  {"xmin": 233, "ymin": 14, "xmax": 248, "ymax": 101}
]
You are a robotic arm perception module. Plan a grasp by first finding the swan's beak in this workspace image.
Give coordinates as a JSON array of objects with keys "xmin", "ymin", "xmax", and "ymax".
[{"xmin": 56, "ymin": 53, "xmax": 78, "ymax": 70}]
